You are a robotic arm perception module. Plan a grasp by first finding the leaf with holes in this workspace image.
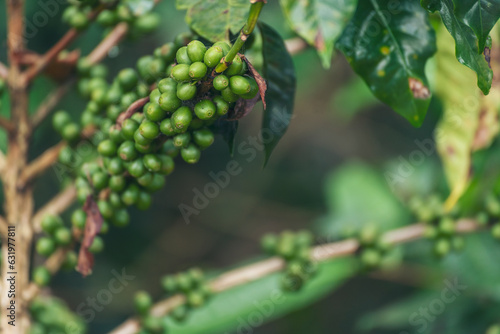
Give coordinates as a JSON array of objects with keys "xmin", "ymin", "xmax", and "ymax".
[
  {"xmin": 259, "ymin": 22, "xmax": 296, "ymax": 165},
  {"xmin": 279, "ymin": 0, "xmax": 358, "ymax": 68},
  {"xmin": 336, "ymin": 0, "xmax": 436, "ymax": 127},
  {"xmin": 421, "ymin": 0, "xmax": 494, "ymax": 94},
  {"xmin": 176, "ymin": 0, "xmax": 251, "ymax": 42}
]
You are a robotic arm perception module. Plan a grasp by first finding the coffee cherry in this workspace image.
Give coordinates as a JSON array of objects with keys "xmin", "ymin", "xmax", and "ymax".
[
  {"xmin": 225, "ymin": 55, "xmax": 243, "ymax": 76},
  {"xmin": 229, "ymin": 75, "xmax": 251, "ymax": 95},
  {"xmin": 189, "ymin": 62, "xmax": 208, "ymax": 79},
  {"xmin": 139, "ymin": 121, "xmax": 160, "ymax": 140},
  {"xmin": 121, "ymin": 92, "xmax": 138, "ymax": 109},
  {"xmin": 193, "ymin": 129, "xmax": 215, "ymax": 149},
  {"xmin": 109, "ymin": 175, "xmax": 127, "ymax": 192},
  {"xmin": 98, "ymin": 200, "xmax": 113, "ymax": 219},
  {"xmin": 176, "ymin": 46, "xmax": 192, "ymax": 65},
  {"xmin": 128, "ymin": 159, "xmax": 147, "ymax": 178},
  {"xmin": 97, "ymin": 139, "xmax": 117, "ymax": 157},
  {"xmin": 438, "ymin": 217, "xmax": 455, "ymax": 236},
  {"xmin": 97, "ymin": 9, "xmax": 117, "ymax": 27},
  {"xmin": 92, "ymin": 171, "xmax": 109, "ymax": 190},
  {"xmin": 158, "ymin": 155, "xmax": 175, "ymax": 175},
  {"xmin": 135, "ymin": 142, "xmax": 152, "ymax": 154},
  {"xmin": 194, "ymin": 100, "xmax": 216, "ymax": 120},
  {"xmin": 61, "ymin": 123, "xmax": 81, "ymax": 142},
  {"xmin": 136, "ymin": 191, "xmax": 152, "ymax": 210},
  {"xmin": 204, "ymin": 46, "xmax": 224, "ymax": 67},
  {"xmin": 122, "ymin": 119, "xmax": 140, "ymax": 140},
  {"xmin": 70, "ymin": 12, "xmax": 89, "ymax": 31},
  {"xmin": 171, "ymin": 106, "xmax": 193, "ymax": 133},
  {"xmin": 134, "ymin": 12, "xmax": 160, "ymax": 34},
  {"xmin": 33, "ymin": 266, "xmax": 51, "ymax": 286},
  {"xmin": 173, "ymin": 133, "xmax": 191, "ymax": 148},
  {"xmin": 118, "ymin": 141, "xmax": 139, "ymax": 161},
  {"xmin": 107, "ymin": 105, "xmax": 122, "ymax": 121},
  {"xmin": 134, "ymin": 129, "xmax": 152, "ymax": 146},
  {"xmin": 433, "ymin": 238, "xmax": 451, "ymax": 257},
  {"xmin": 241, "ymin": 78, "xmax": 259, "ymax": 99},
  {"xmin": 53, "ymin": 111, "xmax": 71, "ymax": 133},
  {"xmin": 134, "ymin": 291, "xmax": 152, "ymax": 315},
  {"xmin": 71, "ymin": 209, "xmax": 87, "ymax": 229},
  {"xmin": 187, "ymin": 40, "xmax": 206, "ymax": 62},
  {"xmin": 181, "ymin": 144, "xmax": 201, "ymax": 164},
  {"xmin": 177, "ymin": 82, "xmax": 197, "ymax": 101},
  {"xmin": 145, "ymin": 174, "xmax": 166, "ymax": 192},
  {"xmin": 213, "ymin": 95, "xmax": 230, "ymax": 116},
  {"xmin": 117, "ymin": 68, "xmax": 138, "ymax": 91},
  {"xmin": 90, "ymin": 64, "xmax": 108, "ymax": 79},
  {"xmin": 137, "ymin": 172, "xmax": 154, "ymax": 187},
  {"xmin": 213, "ymin": 41, "xmax": 231, "ymax": 55},
  {"xmin": 112, "ymin": 208, "xmax": 130, "ymax": 227},
  {"xmin": 122, "ymin": 184, "xmax": 140, "ymax": 205},
  {"xmin": 158, "ymin": 78, "xmax": 177, "ymax": 95},
  {"xmin": 423, "ymin": 225, "xmax": 438, "ymax": 239},
  {"xmin": 143, "ymin": 316, "xmax": 164, "ymax": 334},
  {"xmin": 149, "ymin": 58, "xmax": 167, "ymax": 79},
  {"xmin": 54, "ymin": 227, "xmax": 72, "ymax": 246},
  {"xmin": 116, "ymin": 4, "xmax": 134, "ymax": 22},
  {"xmin": 163, "ymin": 139, "xmax": 179, "ymax": 157},
  {"xmin": 36, "ymin": 237, "xmax": 56, "ymax": 256},
  {"xmin": 159, "ymin": 93, "xmax": 181, "ymax": 112},
  {"xmin": 187, "ymin": 291, "xmax": 204, "ymax": 308},
  {"xmin": 62, "ymin": 251, "xmax": 78, "ymax": 271},
  {"xmin": 58, "ymin": 146, "xmax": 74, "ymax": 165},
  {"xmin": 132, "ymin": 112, "xmax": 145, "ymax": 123},
  {"xmin": 361, "ymin": 248, "xmax": 381, "ymax": 267},
  {"xmin": 213, "ymin": 75, "xmax": 229, "ymax": 91},
  {"xmin": 160, "ymin": 118, "xmax": 176, "ymax": 136},
  {"xmin": 261, "ymin": 233, "xmax": 278, "ymax": 254},
  {"xmin": 88, "ymin": 77, "xmax": 107, "ymax": 92},
  {"xmin": 62, "ymin": 6, "xmax": 78, "ymax": 24},
  {"xmin": 171, "ymin": 304, "xmax": 188, "ymax": 322},
  {"xmin": 41, "ymin": 215, "xmax": 63, "ymax": 234},
  {"xmin": 154, "ymin": 42, "xmax": 176, "ymax": 63},
  {"xmin": 108, "ymin": 192, "xmax": 123, "ymax": 209},
  {"xmin": 221, "ymin": 87, "xmax": 239, "ymax": 103},
  {"xmin": 492, "ymin": 223, "xmax": 500, "ymax": 239},
  {"xmin": 161, "ymin": 275, "xmax": 177, "ymax": 293},
  {"xmin": 143, "ymin": 154, "xmax": 162, "ymax": 172},
  {"xmin": 137, "ymin": 55, "xmax": 156, "ymax": 84},
  {"xmin": 171, "ymin": 64, "xmax": 191, "ymax": 82},
  {"xmin": 136, "ymin": 82, "xmax": 149, "ymax": 98},
  {"xmin": 89, "ymin": 236, "xmax": 104, "ymax": 254}
]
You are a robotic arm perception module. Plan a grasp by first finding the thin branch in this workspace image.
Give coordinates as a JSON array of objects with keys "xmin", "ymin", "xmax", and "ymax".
[
  {"xmin": 0, "ymin": 62, "xmax": 8, "ymax": 79},
  {"xmin": 19, "ymin": 142, "xmax": 66, "ymax": 187},
  {"xmin": 32, "ymin": 185, "xmax": 77, "ymax": 234},
  {"xmin": 0, "ymin": 116, "xmax": 14, "ymax": 133},
  {"xmin": 109, "ymin": 219, "xmax": 481, "ymax": 334},
  {"xmin": 87, "ymin": 22, "xmax": 129, "ymax": 64},
  {"xmin": 31, "ymin": 77, "xmax": 76, "ymax": 128}
]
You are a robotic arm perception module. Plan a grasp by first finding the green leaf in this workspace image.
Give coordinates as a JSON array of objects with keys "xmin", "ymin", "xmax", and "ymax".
[
  {"xmin": 454, "ymin": 0, "xmax": 500, "ymax": 51},
  {"xmin": 421, "ymin": 0, "xmax": 493, "ymax": 94},
  {"xmin": 124, "ymin": 0, "xmax": 155, "ymax": 16},
  {"xmin": 211, "ymin": 118, "xmax": 239, "ymax": 156},
  {"xmin": 166, "ymin": 258, "xmax": 356, "ymax": 334},
  {"xmin": 279, "ymin": 0, "xmax": 358, "ymax": 68},
  {"xmin": 434, "ymin": 26, "xmax": 484, "ymax": 210},
  {"xmin": 317, "ymin": 162, "xmax": 410, "ymax": 238},
  {"xmin": 258, "ymin": 22, "xmax": 296, "ymax": 165},
  {"xmin": 176, "ymin": 0, "xmax": 251, "ymax": 42},
  {"xmin": 337, "ymin": 0, "xmax": 437, "ymax": 127}
]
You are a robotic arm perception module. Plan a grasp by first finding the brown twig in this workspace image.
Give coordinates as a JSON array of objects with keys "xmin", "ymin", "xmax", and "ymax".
[
  {"xmin": 109, "ymin": 219, "xmax": 481, "ymax": 334},
  {"xmin": 19, "ymin": 142, "xmax": 66, "ymax": 187},
  {"xmin": 0, "ymin": 62, "xmax": 8, "ymax": 79},
  {"xmin": 32, "ymin": 185, "xmax": 77, "ymax": 234},
  {"xmin": 0, "ymin": 116, "xmax": 15, "ymax": 133},
  {"xmin": 87, "ymin": 22, "xmax": 129, "ymax": 64},
  {"xmin": 116, "ymin": 96, "xmax": 150, "ymax": 128},
  {"xmin": 31, "ymin": 77, "xmax": 76, "ymax": 128}
]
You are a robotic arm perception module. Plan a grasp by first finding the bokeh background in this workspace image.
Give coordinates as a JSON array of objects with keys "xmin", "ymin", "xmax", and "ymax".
[{"xmin": 1, "ymin": 1, "xmax": 499, "ymax": 333}]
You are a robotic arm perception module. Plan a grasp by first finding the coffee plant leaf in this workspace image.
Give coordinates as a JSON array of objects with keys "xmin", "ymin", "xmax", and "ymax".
[
  {"xmin": 279, "ymin": 0, "xmax": 358, "ymax": 68},
  {"xmin": 258, "ymin": 22, "xmax": 296, "ymax": 166},
  {"xmin": 176, "ymin": 0, "xmax": 251, "ymax": 42},
  {"xmin": 165, "ymin": 258, "xmax": 356, "ymax": 334},
  {"xmin": 337, "ymin": 0, "xmax": 437, "ymax": 127},
  {"xmin": 421, "ymin": 0, "xmax": 494, "ymax": 94}
]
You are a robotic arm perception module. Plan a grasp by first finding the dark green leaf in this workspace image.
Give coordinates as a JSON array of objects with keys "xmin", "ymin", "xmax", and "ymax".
[
  {"xmin": 337, "ymin": 0, "xmax": 437, "ymax": 127},
  {"xmin": 453, "ymin": 0, "xmax": 500, "ymax": 51},
  {"xmin": 165, "ymin": 258, "xmax": 356, "ymax": 334},
  {"xmin": 124, "ymin": 0, "xmax": 155, "ymax": 15},
  {"xmin": 176, "ymin": 0, "xmax": 251, "ymax": 42},
  {"xmin": 279, "ymin": 0, "xmax": 358, "ymax": 68},
  {"xmin": 421, "ymin": 0, "xmax": 493, "ymax": 94},
  {"xmin": 211, "ymin": 118, "xmax": 239, "ymax": 157},
  {"xmin": 258, "ymin": 22, "xmax": 296, "ymax": 165}
]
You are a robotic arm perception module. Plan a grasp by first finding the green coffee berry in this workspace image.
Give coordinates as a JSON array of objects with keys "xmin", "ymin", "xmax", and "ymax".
[
  {"xmin": 161, "ymin": 275, "xmax": 177, "ymax": 293},
  {"xmin": 361, "ymin": 248, "xmax": 381, "ymax": 267},
  {"xmin": 204, "ymin": 46, "xmax": 224, "ymax": 67},
  {"xmin": 158, "ymin": 92, "xmax": 181, "ymax": 112},
  {"xmin": 225, "ymin": 55, "xmax": 243, "ymax": 76},
  {"xmin": 171, "ymin": 106, "xmax": 193, "ymax": 133},
  {"xmin": 71, "ymin": 209, "xmax": 87, "ymax": 229},
  {"xmin": 189, "ymin": 62, "xmax": 208, "ymax": 80},
  {"xmin": 41, "ymin": 215, "xmax": 63, "ymax": 234},
  {"xmin": 98, "ymin": 139, "xmax": 117, "ymax": 157},
  {"xmin": 137, "ymin": 55, "xmax": 155, "ymax": 84},
  {"xmin": 36, "ymin": 237, "xmax": 56, "ymax": 256},
  {"xmin": 70, "ymin": 12, "xmax": 89, "ymax": 31},
  {"xmin": 181, "ymin": 144, "xmax": 201, "ymax": 164},
  {"xmin": 92, "ymin": 171, "xmax": 109, "ymax": 190},
  {"xmin": 193, "ymin": 129, "xmax": 215, "ymax": 149},
  {"xmin": 122, "ymin": 119, "xmax": 140, "ymax": 140},
  {"xmin": 492, "ymin": 223, "xmax": 500, "ymax": 239},
  {"xmin": 134, "ymin": 291, "xmax": 152, "ymax": 315},
  {"xmin": 62, "ymin": 251, "xmax": 78, "ymax": 270},
  {"xmin": 229, "ymin": 75, "xmax": 251, "ymax": 95},
  {"xmin": 171, "ymin": 64, "xmax": 191, "ymax": 82},
  {"xmin": 221, "ymin": 87, "xmax": 239, "ymax": 103},
  {"xmin": 241, "ymin": 77, "xmax": 259, "ymax": 99},
  {"xmin": 171, "ymin": 304, "xmax": 188, "ymax": 322},
  {"xmin": 187, "ymin": 40, "xmax": 206, "ymax": 62},
  {"xmin": 97, "ymin": 9, "xmax": 117, "ymax": 27},
  {"xmin": 112, "ymin": 208, "xmax": 130, "ymax": 227},
  {"xmin": 176, "ymin": 46, "xmax": 192, "ymax": 65},
  {"xmin": 157, "ymin": 155, "xmax": 175, "ymax": 175},
  {"xmin": 134, "ymin": 12, "xmax": 160, "ymax": 33},
  {"xmin": 137, "ymin": 172, "xmax": 154, "ymax": 187},
  {"xmin": 213, "ymin": 95, "xmax": 230, "ymax": 116},
  {"xmin": 118, "ymin": 141, "xmax": 139, "ymax": 161},
  {"xmin": 122, "ymin": 184, "xmax": 140, "ymax": 206},
  {"xmin": 261, "ymin": 233, "xmax": 278, "ymax": 254},
  {"xmin": 98, "ymin": 200, "xmax": 113, "ymax": 219},
  {"xmin": 160, "ymin": 118, "xmax": 176, "ymax": 136},
  {"xmin": 187, "ymin": 291, "xmax": 204, "ymax": 308},
  {"xmin": 139, "ymin": 121, "xmax": 160, "ymax": 140},
  {"xmin": 163, "ymin": 139, "xmax": 180, "ymax": 157},
  {"xmin": 136, "ymin": 191, "xmax": 152, "ymax": 210},
  {"xmin": 128, "ymin": 159, "xmax": 147, "ymax": 178},
  {"xmin": 433, "ymin": 238, "xmax": 451, "ymax": 257},
  {"xmin": 173, "ymin": 132, "xmax": 191, "ymax": 148},
  {"xmin": 176, "ymin": 82, "xmax": 197, "ymax": 101},
  {"xmin": 438, "ymin": 217, "xmax": 455, "ymax": 236},
  {"xmin": 54, "ymin": 227, "xmax": 72, "ymax": 246},
  {"xmin": 154, "ymin": 42, "xmax": 176, "ymax": 63},
  {"xmin": 89, "ymin": 236, "xmax": 104, "ymax": 254},
  {"xmin": 145, "ymin": 174, "xmax": 166, "ymax": 192},
  {"xmin": 117, "ymin": 68, "xmax": 138, "ymax": 91},
  {"xmin": 194, "ymin": 100, "xmax": 216, "ymax": 120},
  {"xmin": 135, "ymin": 142, "xmax": 152, "ymax": 154},
  {"xmin": 33, "ymin": 266, "xmax": 51, "ymax": 286},
  {"xmin": 109, "ymin": 175, "xmax": 126, "ymax": 192},
  {"xmin": 213, "ymin": 75, "xmax": 229, "ymax": 91},
  {"xmin": 213, "ymin": 41, "xmax": 231, "ymax": 55},
  {"xmin": 134, "ymin": 129, "xmax": 153, "ymax": 146},
  {"xmin": 158, "ymin": 78, "xmax": 178, "ymax": 95},
  {"xmin": 143, "ymin": 154, "xmax": 162, "ymax": 172}
]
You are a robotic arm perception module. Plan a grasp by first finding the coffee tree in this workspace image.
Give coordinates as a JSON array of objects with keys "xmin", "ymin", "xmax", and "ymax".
[{"xmin": 0, "ymin": 0, "xmax": 500, "ymax": 333}]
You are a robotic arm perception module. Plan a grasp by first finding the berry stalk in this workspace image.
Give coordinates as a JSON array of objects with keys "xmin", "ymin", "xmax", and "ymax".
[{"xmin": 215, "ymin": 1, "xmax": 265, "ymax": 73}]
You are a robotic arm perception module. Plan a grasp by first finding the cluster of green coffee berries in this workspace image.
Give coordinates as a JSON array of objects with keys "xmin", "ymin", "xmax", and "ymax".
[
  {"xmin": 62, "ymin": 0, "xmax": 159, "ymax": 37},
  {"xmin": 160, "ymin": 268, "xmax": 212, "ymax": 322},
  {"xmin": 261, "ymin": 230, "xmax": 317, "ymax": 291},
  {"xmin": 29, "ymin": 296, "xmax": 86, "ymax": 334},
  {"xmin": 355, "ymin": 225, "xmax": 392, "ymax": 268},
  {"xmin": 133, "ymin": 291, "xmax": 165, "ymax": 334},
  {"xmin": 408, "ymin": 196, "xmax": 466, "ymax": 257}
]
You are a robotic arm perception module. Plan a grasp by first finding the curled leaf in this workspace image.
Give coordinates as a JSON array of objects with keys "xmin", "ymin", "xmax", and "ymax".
[{"xmin": 76, "ymin": 196, "xmax": 103, "ymax": 276}]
